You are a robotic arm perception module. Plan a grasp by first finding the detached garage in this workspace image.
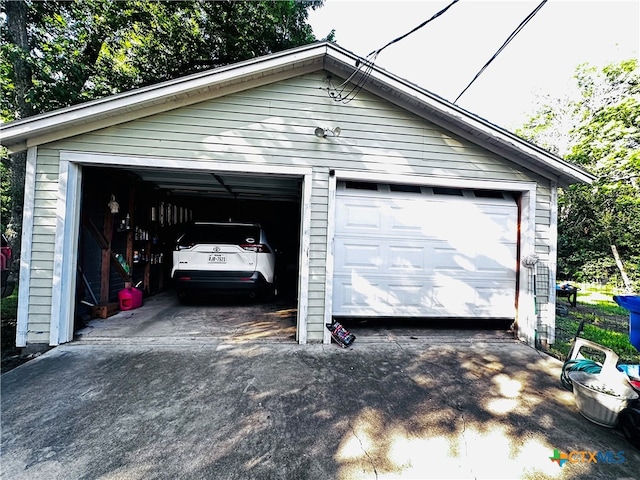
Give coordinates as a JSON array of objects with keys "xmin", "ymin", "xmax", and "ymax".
[{"xmin": 0, "ymin": 42, "xmax": 594, "ymax": 349}]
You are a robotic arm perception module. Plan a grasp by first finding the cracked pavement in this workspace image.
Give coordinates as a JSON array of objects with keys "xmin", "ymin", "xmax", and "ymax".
[
  {"xmin": 2, "ymin": 293, "xmax": 639, "ymax": 479},
  {"xmin": 2, "ymin": 339, "xmax": 639, "ymax": 479}
]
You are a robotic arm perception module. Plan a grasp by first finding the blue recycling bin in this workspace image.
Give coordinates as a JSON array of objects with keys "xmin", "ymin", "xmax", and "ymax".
[{"xmin": 614, "ymin": 295, "xmax": 640, "ymax": 352}]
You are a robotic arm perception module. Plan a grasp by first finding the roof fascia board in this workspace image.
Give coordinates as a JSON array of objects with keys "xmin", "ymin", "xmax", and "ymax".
[
  {"xmin": 367, "ymin": 88, "xmax": 563, "ymax": 183},
  {"xmin": 424, "ymin": 113, "xmax": 563, "ymax": 184},
  {"xmin": 1, "ymin": 39, "xmax": 595, "ymax": 187},
  {"xmin": 425, "ymin": 106, "xmax": 593, "ymax": 187},
  {"xmin": 321, "ymin": 47, "xmax": 594, "ymax": 186},
  {"xmin": 382, "ymin": 83, "xmax": 592, "ymax": 185},
  {"xmin": 1, "ymin": 43, "xmax": 328, "ymax": 151}
]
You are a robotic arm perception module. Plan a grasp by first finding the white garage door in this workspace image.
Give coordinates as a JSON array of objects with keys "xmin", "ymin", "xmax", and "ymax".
[{"xmin": 333, "ymin": 182, "xmax": 518, "ymax": 318}]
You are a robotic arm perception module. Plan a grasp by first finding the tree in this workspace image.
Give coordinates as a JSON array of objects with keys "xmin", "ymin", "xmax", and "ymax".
[
  {"xmin": 1, "ymin": 0, "xmax": 326, "ymax": 278},
  {"xmin": 0, "ymin": 159, "xmax": 10, "ymax": 230},
  {"xmin": 1, "ymin": 0, "xmax": 323, "ymax": 120},
  {"xmin": 518, "ymin": 59, "xmax": 640, "ymax": 287}
]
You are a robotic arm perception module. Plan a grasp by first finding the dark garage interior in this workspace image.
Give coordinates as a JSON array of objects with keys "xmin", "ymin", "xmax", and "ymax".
[{"xmin": 75, "ymin": 165, "xmax": 302, "ymax": 333}]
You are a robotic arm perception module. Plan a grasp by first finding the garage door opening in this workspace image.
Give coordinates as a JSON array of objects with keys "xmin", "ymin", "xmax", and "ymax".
[
  {"xmin": 330, "ymin": 180, "xmax": 520, "ymax": 339},
  {"xmin": 330, "ymin": 317, "xmax": 516, "ymax": 343},
  {"xmin": 73, "ymin": 165, "xmax": 304, "ymax": 342}
]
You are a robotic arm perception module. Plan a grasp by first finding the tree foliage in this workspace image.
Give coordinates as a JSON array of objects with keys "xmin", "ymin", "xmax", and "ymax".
[
  {"xmin": 518, "ymin": 59, "xmax": 640, "ymax": 287},
  {"xmin": 0, "ymin": 153, "xmax": 10, "ymax": 230},
  {"xmin": 0, "ymin": 0, "xmax": 325, "ymax": 276},
  {"xmin": 1, "ymin": 0, "xmax": 323, "ymax": 121}
]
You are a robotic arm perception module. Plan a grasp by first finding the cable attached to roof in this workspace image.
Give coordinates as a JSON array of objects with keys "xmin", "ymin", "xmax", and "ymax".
[
  {"xmin": 454, "ymin": 0, "xmax": 548, "ymax": 104},
  {"xmin": 326, "ymin": 0, "xmax": 460, "ymax": 104}
]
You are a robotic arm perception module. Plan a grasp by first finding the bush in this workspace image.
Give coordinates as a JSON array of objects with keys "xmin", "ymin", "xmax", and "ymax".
[{"xmin": 1, "ymin": 289, "xmax": 18, "ymax": 320}]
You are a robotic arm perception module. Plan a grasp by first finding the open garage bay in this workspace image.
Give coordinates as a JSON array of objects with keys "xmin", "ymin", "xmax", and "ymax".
[{"xmin": 75, "ymin": 292, "xmax": 298, "ymax": 344}]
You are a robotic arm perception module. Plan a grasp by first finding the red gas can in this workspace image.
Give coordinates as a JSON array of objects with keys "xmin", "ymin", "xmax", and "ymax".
[{"xmin": 118, "ymin": 287, "xmax": 143, "ymax": 311}]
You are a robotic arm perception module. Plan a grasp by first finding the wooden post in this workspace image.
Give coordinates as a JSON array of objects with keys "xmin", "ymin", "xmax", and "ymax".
[
  {"xmin": 611, "ymin": 245, "xmax": 633, "ymax": 292},
  {"xmin": 100, "ymin": 208, "xmax": 114, "ymax": 303},
  {"xmin": 126, "ymin": 184, "xmax": 135, "ymax": 283},
  {"xmin": 144, "ymin": 236, "xmax": 151, "ymax": 295}
]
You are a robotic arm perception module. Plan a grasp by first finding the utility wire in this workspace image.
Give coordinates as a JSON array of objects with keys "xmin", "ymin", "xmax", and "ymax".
[
  {"xmin": 368, "ymin": 0, "xmax": 461, "ymax": 57},
  {"xmin": 327, "ymin": 0, "xmax": 461, "ymax": 104},
  {"xmin": 454, "ymin": 0, "xmax": 548, "ymax": 104}
]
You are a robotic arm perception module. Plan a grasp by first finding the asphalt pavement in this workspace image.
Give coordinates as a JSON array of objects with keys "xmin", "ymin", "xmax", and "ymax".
[{"xmin": 2, "ymin": 337, "xmax": 639, "ymax": 480}]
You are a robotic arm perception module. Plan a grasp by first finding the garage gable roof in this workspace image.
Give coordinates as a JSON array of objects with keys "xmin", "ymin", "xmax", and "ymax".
[{"xmin": 0, "ymin": 41, "xmax": 593, "ymax": 186}]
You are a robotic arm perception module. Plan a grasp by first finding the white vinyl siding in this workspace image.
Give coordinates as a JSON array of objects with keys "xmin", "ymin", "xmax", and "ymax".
[
  {"xmin": 306, "ymin": 169, "xmax": 331, "ymax": 338},
  {"xmin": 25, "ymin": 71, "xmax": 555, "ymax": 344},
  {"xmin": 53, "ymin": 77, "xmax": 527, "ymax": 182},
  {"xmin": 22, "ymin": 148, "xmax": 59, "ymax": 343},
  {"xmin": 530, "ymin": 181, "xmax": 555, "ymax": 342}
]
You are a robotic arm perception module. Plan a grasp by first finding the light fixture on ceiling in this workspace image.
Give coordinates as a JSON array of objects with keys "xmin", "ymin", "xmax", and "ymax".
[
  {"xmin": 107, "ymin": 194, "xmax": 120, "ymax": 214},
  {"xmin": 314, "ymin": 126, "xmax": 341, "ymax": 138}
]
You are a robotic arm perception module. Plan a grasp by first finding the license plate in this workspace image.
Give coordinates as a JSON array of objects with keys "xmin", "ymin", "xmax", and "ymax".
[{"xmin": 208, "ymin": 254, "xmax": 227, "ymax": 264}]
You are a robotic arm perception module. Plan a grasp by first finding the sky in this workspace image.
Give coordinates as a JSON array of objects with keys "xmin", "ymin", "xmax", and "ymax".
[{"xmin": 307, "ymin": 0, "xmax": 640, "ymax": 130}]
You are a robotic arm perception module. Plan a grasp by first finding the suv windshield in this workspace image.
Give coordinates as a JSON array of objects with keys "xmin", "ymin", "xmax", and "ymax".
[{"xmin": 177, "ymin": 224, "xmax": 261, "ymax": 247}]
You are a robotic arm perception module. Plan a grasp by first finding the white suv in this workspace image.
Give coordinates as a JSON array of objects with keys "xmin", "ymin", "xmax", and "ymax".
[{"xmin": 172, "ymin": 222, "xmax": 276, "ymax": 301}]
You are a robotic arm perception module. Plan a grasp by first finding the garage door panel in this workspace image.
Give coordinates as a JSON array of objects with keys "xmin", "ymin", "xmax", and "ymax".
[
  {"xmin": 335, "ymin": 238, "xmax": 429, "ymax": 273},
  {"xmin": 333, "ymin": 188, "xmax": 518, "ymax": 318},
  {"xmin": 476, "ymin": 254, "xmax": 517, "ymax": 273},
  {"xmin": 476, "ymin": 286, "xmax": 515, "ymax": 315},
  {"xmin": 387, "ymin": 283, "xmax": 427, "ymax": 307},
  {"xmin": 432, "ymin": 247, "xmax": 474, "ymax": 272},
  {"xmin": 334, "ymin": 276, "xmax": 387, "ymax": 311},
  {"xmin": 334, "ymin": 275, "xmax": 514, "ymax": 317},
  {"xmin": 342, "ymin": 203, "xmax": 382, "ymax": 230},
  {"xmin": 334, "ymin": 280, "xmax": 430, "ymax": 316},
  {"xmin": 338, "ymin": 242, "xmax": 382, "ymax": 269},
  {"xmin": 431, "ymin": 283, "xmax": 475, "ymax": 314},
  {"xmin": 432, "ymin": 247, "xmax": 517, "ymax": 275},
  {"xmin": 388, "ymin": 246, "xmax": 426, "ymax": 271},
  {"xmin": 389, "ymin": 205, "xmax": 431, "ymax": 232}
]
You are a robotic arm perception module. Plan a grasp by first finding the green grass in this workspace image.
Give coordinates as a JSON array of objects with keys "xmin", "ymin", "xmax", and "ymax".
[
  {"xmin": 1, "ymin": 289, "xmax": 18, "ymax": 321},
  {"xmin": 576, "ymin": 287, "xmax": 628, "ymax": 314},
  {"xmin": 586, "ymin": 300, "xmax": 628, "ymax": 316},
  {"xmin": 551, "ymin": 317, "xmax": 640, "ymax": 362},
  {"xmin": 549, "ymin": 284, "xmax": 640, "ymax": 364}
]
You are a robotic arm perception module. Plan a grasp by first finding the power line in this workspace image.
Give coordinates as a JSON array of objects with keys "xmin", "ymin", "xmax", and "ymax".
[
  {"xmin": 327, "ymin": 0, "xmax": 461, "ymax": 104},
  {"xmin": 368, "ymin": 0, "xmax": 461, "ymax": 58},
  {"xmin": 454, "ymin": 0, "xmax": 548, "ymax": 104}
]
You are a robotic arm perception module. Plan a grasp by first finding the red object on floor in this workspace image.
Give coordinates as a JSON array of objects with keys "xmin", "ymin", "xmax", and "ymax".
[{"xmin": 118, "ymin": 287, "xmax": 143, "ymax": 311}]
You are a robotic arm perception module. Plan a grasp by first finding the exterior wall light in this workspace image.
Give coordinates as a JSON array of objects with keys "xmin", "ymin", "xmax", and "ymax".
[{"xmin": 314, "ymin": 127, "xmax": 341, "ymax": 138}]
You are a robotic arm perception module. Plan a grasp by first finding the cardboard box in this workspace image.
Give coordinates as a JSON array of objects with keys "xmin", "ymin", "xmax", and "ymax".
[{"xmin": 92, "ymin": 303, "xmax": 119, "ymax": 319}]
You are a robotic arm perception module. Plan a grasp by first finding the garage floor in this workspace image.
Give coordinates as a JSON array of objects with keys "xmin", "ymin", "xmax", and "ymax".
[
  {"xmin": 75, "ymin": 292, "xmax": 299, "ymax": 345},
  {"xmin": 75, "ymin": 292, "xmax": 515, "ymax": 345}
]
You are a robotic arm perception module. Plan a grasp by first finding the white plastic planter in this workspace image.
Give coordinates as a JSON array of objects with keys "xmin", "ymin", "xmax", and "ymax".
[{"xmin": 569, "ymin": 371, "xmax": 639, "ymax": 427}]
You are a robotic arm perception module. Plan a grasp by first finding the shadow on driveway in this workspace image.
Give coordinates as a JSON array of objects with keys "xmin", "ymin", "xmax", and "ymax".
[{"xmin": 2, "ymin": 339, "xmax": 638, "ymax": 479}]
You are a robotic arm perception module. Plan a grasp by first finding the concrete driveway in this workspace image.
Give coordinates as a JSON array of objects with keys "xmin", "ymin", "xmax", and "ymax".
[{"xmin": 2, "ymin": 333, "xmax": 638, "ymax": 479}]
